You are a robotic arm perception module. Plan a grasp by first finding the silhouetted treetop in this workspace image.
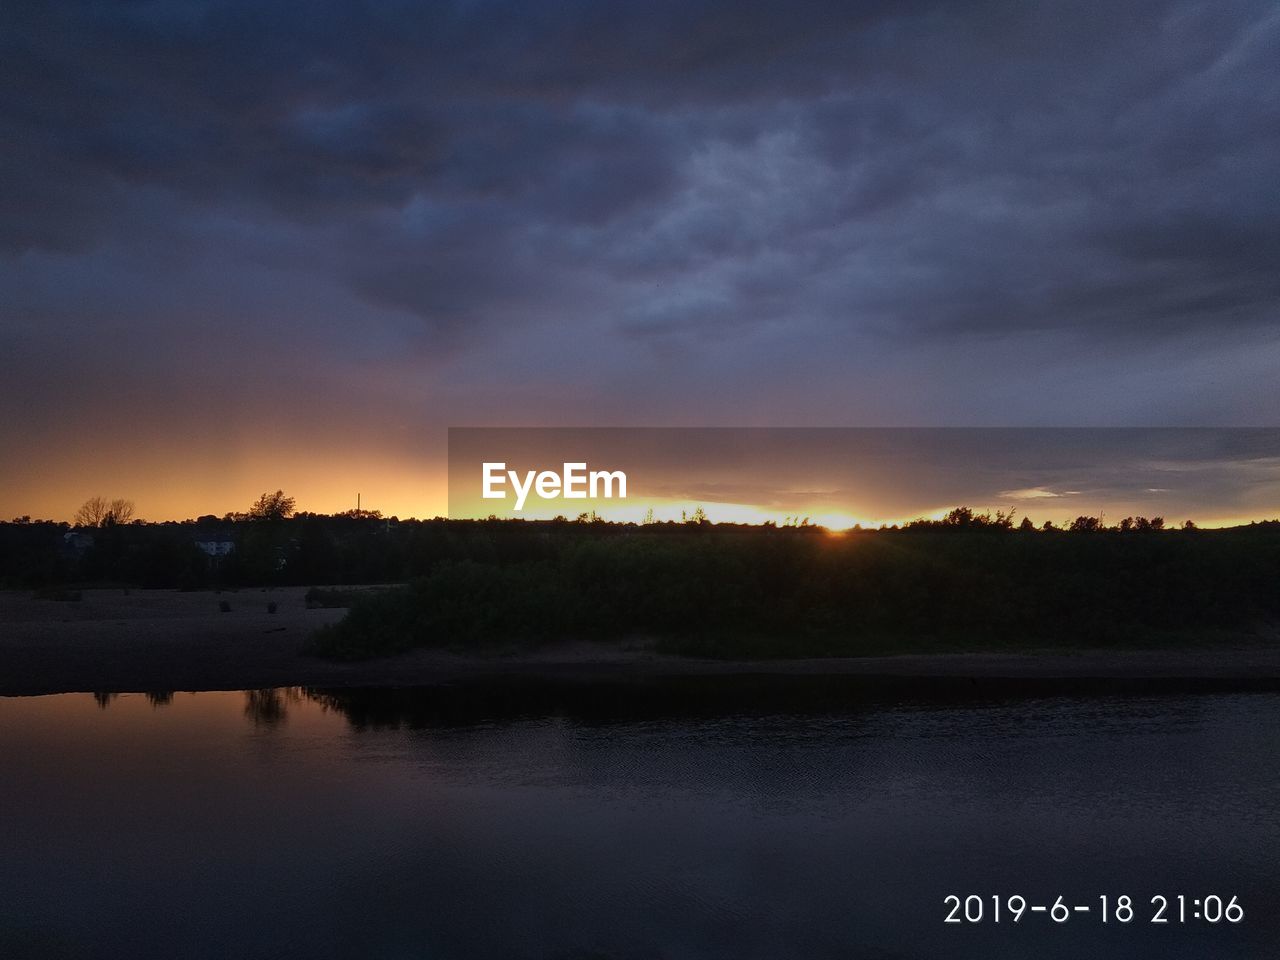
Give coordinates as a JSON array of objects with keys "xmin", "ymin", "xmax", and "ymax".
[
  {"xmin": 247, "ymin": 490, "xmax": 296, "ymax": 522},
  {"xmin": 74, "ymin": 496, "xmax": 135, "ymax": 528},
  {"xmin": 906, "ymin": 507, "xmax": 1014, "ymax": 530}
]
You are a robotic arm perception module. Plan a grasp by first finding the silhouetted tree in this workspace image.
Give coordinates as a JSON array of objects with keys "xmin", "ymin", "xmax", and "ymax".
[
  {"xmin": 74, "ymin": 497, "xmax": 108, "ymax": 527},
  {"xmin": 1119, "ymin": 516, "xmax": 1164, "ymax": 531},
  {"xmin": 107, "ymin": 498, "xmax": 135, "ymax": 524},
  {"xmin": 74, "ymin": 496, "xmax": 135, "ymax": 527},
  {"xmin": 1069, "ymin": 516, "xmax": 1103, "ymax": 532},
  {"xmin": 248, "ymin": 490, "xmax": 296, "ymax": 521},
  {"xmin": 908, "ymin": 506, "xmax": 1013, "ymax": 530}
]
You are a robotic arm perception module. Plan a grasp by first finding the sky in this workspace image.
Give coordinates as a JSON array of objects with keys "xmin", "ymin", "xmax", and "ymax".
[
  {"xmin": 447, "ymin": 428, "xmax": 1280, "ymax": 528},
  {"xmin": 3, "ymin": 0, "xmax": 1278, "ymax": 521}
]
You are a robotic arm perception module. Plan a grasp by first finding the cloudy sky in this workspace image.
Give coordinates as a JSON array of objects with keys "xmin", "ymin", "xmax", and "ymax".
[
  {"xmin": 3, "ymin": 0, "xmax": 1278, "ymax": 520},
  {"xmin": 448, "ymin": 428, "xmax": 1280, "ymax": 526}
]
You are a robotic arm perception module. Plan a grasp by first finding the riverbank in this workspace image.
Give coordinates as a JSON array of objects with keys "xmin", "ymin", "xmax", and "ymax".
[{"xmin": 2, "ymin": 587, "xmax": 1279, "ymax": 697}]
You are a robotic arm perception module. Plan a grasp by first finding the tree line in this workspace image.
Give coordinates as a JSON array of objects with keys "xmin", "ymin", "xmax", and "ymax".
[{"xmin": 307, "ymin": 516, "xmax": 1280, "ymax": 659}]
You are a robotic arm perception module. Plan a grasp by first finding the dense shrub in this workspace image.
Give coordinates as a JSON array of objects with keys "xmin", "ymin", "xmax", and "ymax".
[{"xmin": 307, "ymin": 523, "xmax": 1280, "ymax": 659}]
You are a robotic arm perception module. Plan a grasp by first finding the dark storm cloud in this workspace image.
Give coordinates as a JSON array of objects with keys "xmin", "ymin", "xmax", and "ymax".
[{"xmin": 2, "ymin": 0, "xmax": 1278, "ymax": 422}]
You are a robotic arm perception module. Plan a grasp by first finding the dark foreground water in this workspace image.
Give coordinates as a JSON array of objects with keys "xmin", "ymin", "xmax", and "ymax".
[{"xmin": 2, "ymin": 683, "xmax": 1278, "ymax": 959}]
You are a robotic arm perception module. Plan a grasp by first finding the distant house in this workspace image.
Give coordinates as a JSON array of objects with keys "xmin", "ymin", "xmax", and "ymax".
[
  {"xmin": 60, "ymin": 530, "xmax": 95, "ymax": 560},
  {"xmin": 194, "ymin": 534, "xmax": 236, "ymax": 558}
]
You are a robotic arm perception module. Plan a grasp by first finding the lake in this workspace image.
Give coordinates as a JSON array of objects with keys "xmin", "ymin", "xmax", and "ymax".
[{"xmin": 2, "ymin": 683, "xmax": 1277, "ymax": 959}]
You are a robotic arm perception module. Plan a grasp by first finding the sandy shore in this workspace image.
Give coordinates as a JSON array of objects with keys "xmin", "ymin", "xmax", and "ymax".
[{"xmin": 2, "ymin": 587, "xmax": 1279, "ymax": 697}]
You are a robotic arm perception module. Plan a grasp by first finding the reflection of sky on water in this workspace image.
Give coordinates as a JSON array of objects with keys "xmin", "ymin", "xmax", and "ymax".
[{"xmin": 2, "ymin": 689, "xmax": 1277, "ymax": 959}]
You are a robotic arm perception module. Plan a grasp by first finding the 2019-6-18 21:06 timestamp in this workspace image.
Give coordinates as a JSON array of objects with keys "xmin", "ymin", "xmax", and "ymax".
[{"xmin": 944, "ymin": 894, "xmax": 1243, "ymax": 925}]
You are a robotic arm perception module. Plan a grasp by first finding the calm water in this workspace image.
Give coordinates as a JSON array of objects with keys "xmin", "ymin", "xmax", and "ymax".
[{"xmin": 2, "ymin": 684, "xmax": 1278, "ymax": 959}]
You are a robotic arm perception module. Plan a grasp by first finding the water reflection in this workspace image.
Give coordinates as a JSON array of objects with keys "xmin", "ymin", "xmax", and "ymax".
[
  {"xmin": 300, "ymin": 674, "xmax": 1280, "ymax": 731},
  {"xmin": 242, "ymin": 687, "xmax": 303, "ymax": 728},
  {"xmin": 79, "ymin": 674, "xmax": 1280, "ymax": 735},
  {"xmin": 4, "ymin": 686, "xmax": 1278, "ymax": 960}
]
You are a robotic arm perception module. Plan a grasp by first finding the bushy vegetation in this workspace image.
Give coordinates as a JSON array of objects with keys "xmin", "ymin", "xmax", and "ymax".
[
  {"xmin": 307, "ymin": 519, "xmax": 1280, "ymax": 659},
  {"xmin": 5, "ymin": 505, "xmax": 1278, "ymax": 660}
]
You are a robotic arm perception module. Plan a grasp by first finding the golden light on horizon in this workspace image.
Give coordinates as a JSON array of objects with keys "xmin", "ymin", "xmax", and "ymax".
[
  {"xmin": 12, "ymin": 464, "xmax": 1279, "ymax": 529},
  {"xmin": 10, "ymin": 424, "xmax": 1280, "ymax": 529},
  {"xmin": 1, "ymin": 439, "xmax": 451, "ymax": 523}
]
